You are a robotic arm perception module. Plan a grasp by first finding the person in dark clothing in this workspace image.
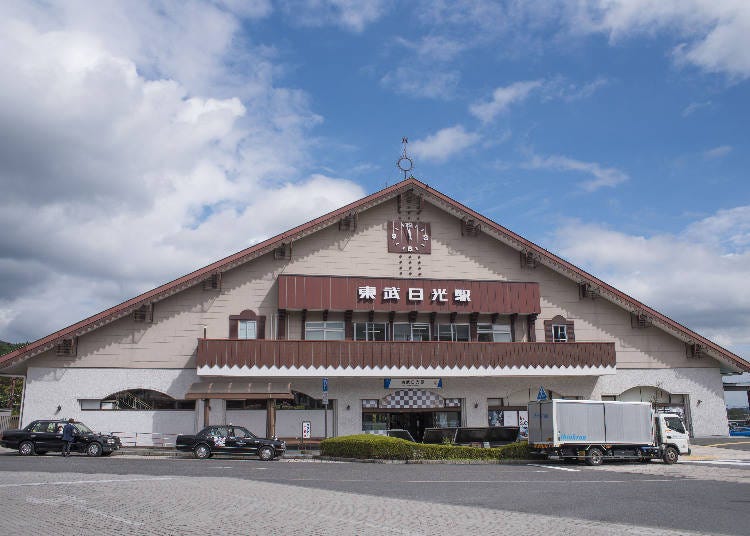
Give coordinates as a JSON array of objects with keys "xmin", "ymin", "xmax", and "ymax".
[{"xmin": 62, "ymin": 418, "xmax": 77, "ymax": 457}]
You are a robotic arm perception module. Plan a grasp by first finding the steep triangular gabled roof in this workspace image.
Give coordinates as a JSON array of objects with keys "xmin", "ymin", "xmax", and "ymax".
[{"xmin": 2, "ymin": 177, "xmax": 748, "ymax": 372}]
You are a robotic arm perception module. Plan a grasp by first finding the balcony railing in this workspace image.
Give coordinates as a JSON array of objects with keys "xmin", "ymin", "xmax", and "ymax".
[{"xmin": 197, "ymin": 339, "xmax": 616, "ymax": 371}]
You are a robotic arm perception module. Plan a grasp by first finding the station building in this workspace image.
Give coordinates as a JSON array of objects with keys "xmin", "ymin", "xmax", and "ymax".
[{"xmin": 1, "ymin": 178, "xmax": 748, "ymax": 443}]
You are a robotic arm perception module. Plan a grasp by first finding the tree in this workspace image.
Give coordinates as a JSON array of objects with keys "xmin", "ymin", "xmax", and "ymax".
[{"xmin": 0, "ymin": 341, "xmax": 27, "ymax": 415}]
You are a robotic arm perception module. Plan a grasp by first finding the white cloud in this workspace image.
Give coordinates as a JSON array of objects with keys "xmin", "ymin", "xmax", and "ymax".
[
  {"xmin": 682, "ymin": 100, "xmax": 712, "ymax": 117},
  {"xmin": 525, "ymin": 154, "xmax": 629, "ymax": 191},
  {"xmin": 0, "ymin": 2, "xmax": 365, "ymax": 342},
  {"xmin": 409, "ymin": 126, "xmax": 481, "ymax": 163},
  {"xmin": 380, "ymin": 66, "xmax": 460, "ymax": 100},
  {"xmin": 574, "ymin": 0, "xmax": 750, "ymax": 79},
  {"xmin": 470, "ymin": 80, "xmax": 543, "ymax": 122},
  {"xmin": 279, "ymin": 0, "xmax": 391, "ymax": 32},
  {"xmin": 394, "ymin": 35, "xmax": 467, "ymax": 62},
  {"xmin": 553, "ymin": 206, "xmax": 750, "ymax": 349},
  {"xmin": 703, "ymin": 145, "xmax": 732, "ymax": 159}
]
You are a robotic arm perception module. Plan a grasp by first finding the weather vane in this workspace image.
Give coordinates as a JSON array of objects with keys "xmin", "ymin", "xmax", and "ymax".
[{"xmin": 396, "ymin": 136, "xmax": 414, "ymax": 180}]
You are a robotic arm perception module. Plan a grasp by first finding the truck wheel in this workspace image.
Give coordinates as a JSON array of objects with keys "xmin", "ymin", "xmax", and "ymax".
[
  {"xmin": 585, "ymin": 447, "xmax": 604, "ymax": 466},
  {"xmin": 194, "ymin": 444, "xmax": 211, "ymax": 459},
  {"xmin": 18, "ymin": 441, "xmax": 35, "ymax": 456},
  {"xmin": 258, "ymin": 446, "xmax": 275, "ymax": 461},
  {"xmin": 662, "ymin": 446, "xmax": 679, "ymax": 464}
]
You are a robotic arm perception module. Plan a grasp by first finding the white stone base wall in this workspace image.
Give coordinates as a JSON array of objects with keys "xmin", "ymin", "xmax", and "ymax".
[
  {"xmin": 592, "ymin": 367, "xmax": 728, "ymax": 437},
  {"xmin": 21, "ymin": 366, "xmax": 729, "ymax": 444},
  {"xmin": 22, "ymin": 367, "xmax": 201, "ymax": 444}
]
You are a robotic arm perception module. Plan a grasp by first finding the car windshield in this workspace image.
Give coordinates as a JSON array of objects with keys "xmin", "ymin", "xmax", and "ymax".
[{"xmin": 74, "ymin": 423, "xmax": 93, "ymax": 434}]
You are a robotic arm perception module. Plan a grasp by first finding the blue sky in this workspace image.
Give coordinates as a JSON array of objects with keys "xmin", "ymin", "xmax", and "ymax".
[{"xmin": 0, "ymin": 1, "xmax": 748, "ymax": 404}]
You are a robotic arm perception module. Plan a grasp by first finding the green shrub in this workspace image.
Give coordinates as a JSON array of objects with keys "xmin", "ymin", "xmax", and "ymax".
[{"xmin": 320, "ymin": 434, "xmax": 529, "ymax": 461}]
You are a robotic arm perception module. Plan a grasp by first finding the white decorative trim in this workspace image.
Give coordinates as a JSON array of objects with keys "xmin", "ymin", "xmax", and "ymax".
[{"xmin": 197, "ymin": 365, "xmax": 616, "ymax": 377}]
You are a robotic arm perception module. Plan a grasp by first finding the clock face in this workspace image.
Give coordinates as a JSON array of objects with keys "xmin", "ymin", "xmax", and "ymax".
[{"xmin": 388, "ymin": 221, "xmax": 431, "ymax": 254}]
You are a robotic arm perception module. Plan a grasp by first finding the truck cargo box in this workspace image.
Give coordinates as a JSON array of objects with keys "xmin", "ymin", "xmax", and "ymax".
[{"xmin": 528, "ymin": 400, "xmax": 653, "ymax": 447}]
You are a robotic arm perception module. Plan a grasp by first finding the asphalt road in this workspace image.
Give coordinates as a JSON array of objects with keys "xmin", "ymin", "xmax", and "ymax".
[
  {"xmin": 0, "ymin": 453, "xmax": 748, "ymax": 535},
  {"xmin": 693, "ymin": 437, "xmax": 750, "ymax": 451}
]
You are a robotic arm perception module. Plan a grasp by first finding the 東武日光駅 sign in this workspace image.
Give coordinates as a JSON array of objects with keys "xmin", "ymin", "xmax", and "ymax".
[{"xmin": 277, "ymin": 275, "xmax": 541, "ymax": 314}]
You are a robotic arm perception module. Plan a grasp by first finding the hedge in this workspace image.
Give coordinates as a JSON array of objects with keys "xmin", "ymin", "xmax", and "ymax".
[{"xmin": 320, "ymin": 434, "xmax": 529, "ymax": 461}]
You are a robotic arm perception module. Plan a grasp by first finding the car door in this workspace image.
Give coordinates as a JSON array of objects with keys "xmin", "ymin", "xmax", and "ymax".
[
  {"xmin": 32, "ymin": 421, "xmax": 62, "ymax": 452},
  {"xmin": 209, "ymin": 426, "xmax": 231, "ymax": 453},
  {"xmin": 229, "ymin": 427, "xmax": 255, "ymax": 454}
]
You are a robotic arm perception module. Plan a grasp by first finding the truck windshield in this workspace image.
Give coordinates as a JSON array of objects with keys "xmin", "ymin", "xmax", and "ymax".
[{"xmin": 664, "ymin": 417, "xmax": 686, "ymax": 434}]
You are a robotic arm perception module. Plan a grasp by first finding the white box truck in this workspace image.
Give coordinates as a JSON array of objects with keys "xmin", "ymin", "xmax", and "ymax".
[{"xmin": 527, "ymin": 400, "xmax": 690, "ymax": 466}]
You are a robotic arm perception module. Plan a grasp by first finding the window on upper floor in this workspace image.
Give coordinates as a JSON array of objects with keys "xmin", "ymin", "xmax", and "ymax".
[
  {"xmin": 552, "ymin": 324, "xmax": 568, "ymax": 342},
  {"xmin": 477, "ymin": 323, "xmax": 512, "ymax": 342},
  {"xmin": 238, "ymin": 320, "xmax": 257, "ymax": 340},
  {"xmin": 436, "ymin": 324, "xmax": 470, "ymax": 342},
  {"xmin": 229, "ymin": 310, "xmax": 265, "ymax": 339},
  {"xmin": 393, "ymin": 322, "xmax": 431, "ymax": 341},
  {"xmin": 354, "ymin": 322, "xmax": 388, "ymax": 341},
  {"xmin": 544, "ymin": 315, "xmax": 575, "ymax": 343},
  {"xmin": 305, "ymin": 321, "xmax": 345, "ymax": 341}
]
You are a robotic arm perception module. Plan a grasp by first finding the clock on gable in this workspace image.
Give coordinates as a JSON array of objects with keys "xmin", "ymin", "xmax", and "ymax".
[{"xmin": 388, "ymin": 220, "xmax": 431, "ymax": 254}]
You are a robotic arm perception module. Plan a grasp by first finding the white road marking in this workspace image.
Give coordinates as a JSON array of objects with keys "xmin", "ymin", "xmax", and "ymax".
[
  {"xmin": 27, "ymin": 495, "xmax": 143, "ymax": 526},
  {"xmin": 681, "ymin": 460, "xmax": 750, "ymax": 467},
  {"xmin": 0, "ymin": 476, "xmax": 175, "ymax": 488},
  {"xmin": 280, "ymin": 478, "xmax": 674, "ymax": 484},
  {"xmin": 527, "ymin": 463, "xmax": 580, "ymax": 472}
]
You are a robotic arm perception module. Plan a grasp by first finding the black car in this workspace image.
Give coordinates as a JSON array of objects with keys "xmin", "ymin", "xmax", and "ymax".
[
  {"xmin": 176, "ymin": 425, "xmax": 286, "ymax": 460},
  {"xmin": 0, "ymin": 419, "xmax": 121, "ymax": 457}
]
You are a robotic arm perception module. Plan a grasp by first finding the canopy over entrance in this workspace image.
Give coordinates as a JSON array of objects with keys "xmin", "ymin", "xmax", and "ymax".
[{"xmin": 185, "ymin": 381, "xmax": 293, "ymax": 400}]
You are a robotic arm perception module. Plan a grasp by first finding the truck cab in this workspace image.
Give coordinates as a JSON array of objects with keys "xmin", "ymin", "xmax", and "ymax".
[{"xmin": 656, "ymin": 413, "xmax": 691, "ymax": 455}]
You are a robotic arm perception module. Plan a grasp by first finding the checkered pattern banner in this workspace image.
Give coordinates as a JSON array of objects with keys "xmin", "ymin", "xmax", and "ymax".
[
  {"xmin": 444, "ymin": 398, "xmax": 462, "ymax": 408},
  {"xmin": 361, "ymin": 399, "xmax": 379, "ymax": 409},
  {"xmin": 380, "ymin": 389, "xmax": 445, "ymax": 409}
]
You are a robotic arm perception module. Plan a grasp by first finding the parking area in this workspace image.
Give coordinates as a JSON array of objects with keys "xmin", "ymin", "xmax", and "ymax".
[{"xmin": 0, "ymin": 445, "xmax": 748, "ymax": 535}]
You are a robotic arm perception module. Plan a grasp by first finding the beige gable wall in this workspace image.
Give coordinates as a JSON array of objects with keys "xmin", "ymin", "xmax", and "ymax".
[{"xmin": 32, "ymin": 197, "xmax": 718, "ymax": 371}]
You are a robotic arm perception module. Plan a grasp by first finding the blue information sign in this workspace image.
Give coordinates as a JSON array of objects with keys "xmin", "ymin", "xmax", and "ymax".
[
  {"xmin": 537, "ymin": 386, "xmax": 548, "ymax": 401},
  {"xmin": 322, "ymin": 377, "xmax": 328, "ymax": 392}
]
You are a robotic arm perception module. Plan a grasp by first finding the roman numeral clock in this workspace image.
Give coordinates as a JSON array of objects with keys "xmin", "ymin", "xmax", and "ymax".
[{"xmin": 388, "ymin": 221, "xmax": 431, "ymax": 254}]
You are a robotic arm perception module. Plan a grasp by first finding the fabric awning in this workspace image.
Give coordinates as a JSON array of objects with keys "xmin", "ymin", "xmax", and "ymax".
[{"xmin": 185, "ymin": 380, "xmax": 294, "ymax": 400}]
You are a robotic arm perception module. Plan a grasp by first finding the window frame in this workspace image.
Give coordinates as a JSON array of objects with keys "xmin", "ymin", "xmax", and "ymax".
[
  {"xmin": 353, "ymin": 322, "xmax": 389, "ymax": 341},
  {"xmin": 238, "ymin": 319, "xmax": 257, "ymax": 340},
  {"xmin": 552, "ymin": 324, "xmax": 568, "ymax": 343},
  {"xmin": 305, "ymin": 321, "xmax": 346, "ymax": 341},
  {"xmin": 436, "ymin": 323, "xmax": 471, "ymax": 342},
  {"xmin": 392, "ymin": 322, "xmax": 431, "ymax": 341},
  {"xmin": 476, "ymin": 323, "xmax": 512, "ymax": 342}
]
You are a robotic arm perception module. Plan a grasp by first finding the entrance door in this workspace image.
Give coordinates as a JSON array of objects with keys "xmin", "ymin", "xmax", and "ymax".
[{"xmin": 388, "ymin": 412, "xmax": 434, "ymax": 442}]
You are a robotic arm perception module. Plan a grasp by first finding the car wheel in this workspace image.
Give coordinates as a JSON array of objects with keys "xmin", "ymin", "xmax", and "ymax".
[
  {"xmin": 258, "ymin": 446, "xmax": 275, "ymax": 461},
  {"xmin": 194, "ymin": 444, "xmax": 211, "ymax": 459},
  {"xmin": 662, "ymin": 446, "xmax": 679, "ymax": 465},
  {"xmin": 585, "ymin": 447, "xmax": 604, "ymax": 466},
  {"xmin": 86, "ymin": 442, "xmax": 103, "ymax": 457},
  {"xmin": 18, "ymin": 441, "xmax": 35, "ymax": 456}
]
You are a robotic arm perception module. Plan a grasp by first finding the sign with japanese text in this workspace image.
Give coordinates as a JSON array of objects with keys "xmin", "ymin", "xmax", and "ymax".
[
  {"xmin": 278, "ymin": 275, "xmax": 541, "ymax": 314},
  {"xmin": 302, "ymin": 421, "xmax": 311, "ymax": 439},
  {"xmin": 384, "ymin": 378, "xmax": 442, "ymax": 389}
]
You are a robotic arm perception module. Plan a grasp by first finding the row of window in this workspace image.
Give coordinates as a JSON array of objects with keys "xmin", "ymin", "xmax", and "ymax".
[
  {"xmin": 307, "ymin": 321, "xmax": 513, "ymax": 342},
  {"xmin": 235, "ymin": 318, "xmax": 570, "ymax": 342}
]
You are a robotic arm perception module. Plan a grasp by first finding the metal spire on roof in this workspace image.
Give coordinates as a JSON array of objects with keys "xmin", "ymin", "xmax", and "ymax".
[{"xmin": 396, "ymin": 136, "xmax": 414, "ymax": 180}]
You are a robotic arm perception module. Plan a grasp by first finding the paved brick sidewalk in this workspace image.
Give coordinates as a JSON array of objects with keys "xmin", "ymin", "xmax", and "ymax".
[{"xmin": 0, "ymin": 471, "xmax": 719, "ymax": 535}]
